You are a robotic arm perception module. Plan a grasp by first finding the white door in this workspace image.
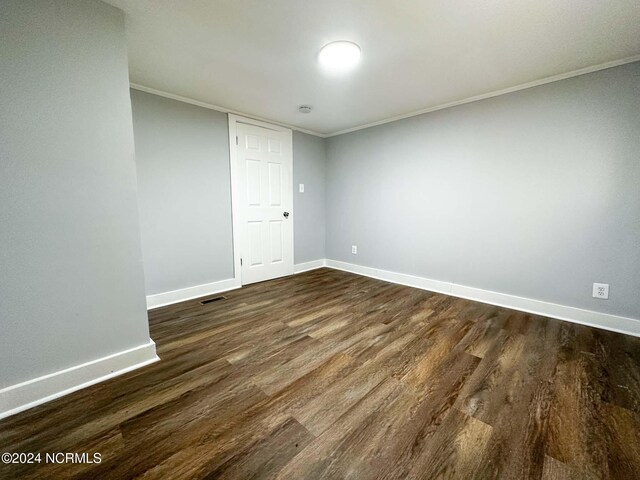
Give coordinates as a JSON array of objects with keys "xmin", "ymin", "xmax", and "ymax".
[{"xmin": 235, "ymin": 121, "xmax": 293, "ymax": 285}]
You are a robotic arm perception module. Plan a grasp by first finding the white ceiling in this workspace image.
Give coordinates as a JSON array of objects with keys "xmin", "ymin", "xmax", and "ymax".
[{"xmin": 106, "ymin": 0, "xmax": 640, "ymax": 136}]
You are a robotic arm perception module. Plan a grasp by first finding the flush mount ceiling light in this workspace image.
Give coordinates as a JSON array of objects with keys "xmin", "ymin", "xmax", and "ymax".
[{"xmin": 318, "ymin": 41, "xmax": 361, "ymax": 74}]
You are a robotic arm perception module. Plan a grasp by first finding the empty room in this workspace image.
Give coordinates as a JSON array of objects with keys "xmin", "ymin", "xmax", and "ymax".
[{"xmin": 1, "ymin": 0, "xmax": 639, "ymax": 478}]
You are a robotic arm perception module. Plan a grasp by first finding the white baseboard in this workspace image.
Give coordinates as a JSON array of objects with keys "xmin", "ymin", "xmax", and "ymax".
[
  {"xmin": 326, "ymin": 259, "xmax": 452, "ymax": 295},
  {"xmin": 0, "ymin": 340, "xmax": 159, "ymax": 420},
  {"xmin": 147, "ymin": 265, "xmax": 326, "ymax": 309},
  {"xmin": 146, "ymin": 278, "xmax": 240, "ymax": 310},
  {"xmin": 294, "ymin": 259, "xmax": 327, "ymax": 274},
  {"xmin": 325, "ymin": 259, "xmax": 640, "ymax": 338}
]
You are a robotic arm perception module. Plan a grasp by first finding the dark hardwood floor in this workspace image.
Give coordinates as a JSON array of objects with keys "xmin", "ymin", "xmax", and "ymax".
[{"xmin": 1, "ymin": 268, "xmax": 639, "ymax": 479}]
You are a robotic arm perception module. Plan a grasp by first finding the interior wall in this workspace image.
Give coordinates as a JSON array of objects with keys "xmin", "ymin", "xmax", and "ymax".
[
  {"xmin": 325, "ymin": 61, "xmax": 640, "ymax": 320},
  {"xmin": 293, "ymin": 132, "xmax": 326, "ymax": 264},
  {"xmin": 131, "ymin": 90, "xmax": 234, "ymax": 295},
  {"xmin": 130, "ymin": 94, "xmax": 328, "ymax": 296},
  {"xmin": 0, "ymin": 0, "xmax": 152, "ymax": 388}
]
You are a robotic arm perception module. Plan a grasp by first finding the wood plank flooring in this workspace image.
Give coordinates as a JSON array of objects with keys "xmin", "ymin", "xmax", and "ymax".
[{"xmin": 1, "ymin": 268, "xmax": 639, "ymax": 479}]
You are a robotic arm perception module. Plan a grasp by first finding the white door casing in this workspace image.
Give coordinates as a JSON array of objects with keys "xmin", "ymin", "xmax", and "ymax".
[{"xmin": 229, "ymin": 115, "xmax": 293, "ymax": 285}]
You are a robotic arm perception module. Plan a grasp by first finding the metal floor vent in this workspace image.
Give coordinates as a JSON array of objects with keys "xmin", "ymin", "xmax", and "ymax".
[{"xmin": 200, "ymin": 296, "xmax": 227, "ymax": 305}]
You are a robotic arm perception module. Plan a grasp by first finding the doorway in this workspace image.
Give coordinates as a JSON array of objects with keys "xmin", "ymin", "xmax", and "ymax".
[{"xmin": 229, "ymin": 115, "xmax": 294, "ymax": 285}]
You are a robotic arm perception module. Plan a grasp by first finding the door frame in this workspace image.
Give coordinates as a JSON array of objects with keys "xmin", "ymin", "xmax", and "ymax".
[{"xmin": 228, "ymin": 114, "xmax": 294, "ymax": 286}]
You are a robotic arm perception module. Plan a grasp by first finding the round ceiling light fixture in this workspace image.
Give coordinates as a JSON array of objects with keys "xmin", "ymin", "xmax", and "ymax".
[
  {"xmin": 318, "ymin": 40, "xmax": 361, "ymax": 74},
  {"xmin": 298, "ymin": 105, "xmax": 312, "ymax": 114}
]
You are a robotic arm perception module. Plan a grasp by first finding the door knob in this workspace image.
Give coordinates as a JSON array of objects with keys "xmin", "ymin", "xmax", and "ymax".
[{"xmin": 283, "ymin": 211, "xmax": 290, "ymax": 218}]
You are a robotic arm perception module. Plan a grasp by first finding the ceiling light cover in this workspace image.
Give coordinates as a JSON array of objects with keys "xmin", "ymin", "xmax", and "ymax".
[{"xmin": 318, "ymin": 41, "xmax": 361, "ymax": 73}]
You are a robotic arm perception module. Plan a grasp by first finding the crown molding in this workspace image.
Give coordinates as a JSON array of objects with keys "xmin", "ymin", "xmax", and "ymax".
[
  {"xmin": 324, "ymin": 54, "xmax": 640, "ymax": 137},
  {"xmin": 131, "ymin": 54, "xmax": 640, "ymax": 140},
  {"xmin": 129, "ymin": 83, "xmax": 328, "ymax": 138}
]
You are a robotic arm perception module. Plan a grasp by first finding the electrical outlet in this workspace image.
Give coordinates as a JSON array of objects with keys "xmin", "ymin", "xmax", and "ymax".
[
  {"xmin": 351, "ymin": 245, "xmax": 357, "ymax": 254},
  {"xmin": 299, "ymin": 183, "xmax": 304, "ymax": 193},
  {"xmin": 592, "ymin": 283, "xmax": 609, "ymax": 299}
]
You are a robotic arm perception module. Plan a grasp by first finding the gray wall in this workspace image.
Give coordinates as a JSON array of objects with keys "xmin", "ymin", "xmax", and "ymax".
[
  {"xmin": 326, "ymin": 62, "xmax": 640, "ymax": 319},
  {"xmin": 130, "ymin": 90, "xmax": 234, "ymax": 295},
  {"xmin": 130, "ymin": 95, "xmax": 327, "ymax": 295},
  {"xmin": 294, "ymin": 132, "xmax": 326, "ymax": 263},
  {"xmin": 0, "ymin": 0, "xmax": 151, "ymax": 388}
]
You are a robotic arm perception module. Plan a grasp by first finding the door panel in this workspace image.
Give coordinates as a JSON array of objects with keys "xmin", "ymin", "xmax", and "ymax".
[
  {"xmin": 247, "ymin": 221, "xmax": 263, "ymax": 267},
  {"xmin": 246, "ymin": 159, "xmax": 261, "ymax": 206},
  {"xmin": 270, "ymin": 220, "xmax": 283, "ymax": 263},
  {"xmin": 236, "ymin": 123, "xmax": 293, "ymax": 284},
  {"xmin": 268, "ymin": 162, "xmax": 282, "ymax": 206}
]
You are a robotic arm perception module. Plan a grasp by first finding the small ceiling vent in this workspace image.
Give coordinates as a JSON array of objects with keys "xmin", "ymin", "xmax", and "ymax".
[{"xmin": 298, "ymin": 105, "xmax": 312, "ymax": 114}]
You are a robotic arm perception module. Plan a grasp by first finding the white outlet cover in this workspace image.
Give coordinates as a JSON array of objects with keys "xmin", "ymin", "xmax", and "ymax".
[
  {"xmin": 592, "ymin": 283, "xmax": 609, "ymax": 299},
  {"xmin": 299, "ymin": 183, "xmax": 304, "ymax": 193},
  {"xmin": 351, "ymin": 245, "xmax": 357, "ymax": 254}
]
